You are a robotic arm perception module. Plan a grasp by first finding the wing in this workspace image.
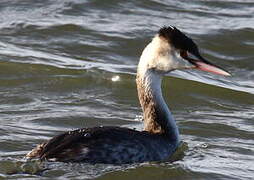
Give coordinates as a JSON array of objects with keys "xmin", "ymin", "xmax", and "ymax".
[{"xmin": 26, "ymin": 126, "xmax": 156, "ymax": 163}]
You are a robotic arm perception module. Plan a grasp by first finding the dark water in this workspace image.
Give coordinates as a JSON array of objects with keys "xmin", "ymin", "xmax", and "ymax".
[{"xmin": 0, "ymin": 0, "xmax": 254, "ymax": 179}]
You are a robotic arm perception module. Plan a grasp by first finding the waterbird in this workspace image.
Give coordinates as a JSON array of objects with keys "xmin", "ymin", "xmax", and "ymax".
[{"xmin": 26, "ymin": 26, "xmax": 230, "ymax": 164}]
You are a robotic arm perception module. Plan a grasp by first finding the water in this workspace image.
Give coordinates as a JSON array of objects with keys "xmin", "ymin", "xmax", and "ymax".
[{"xmin": 0, "ymin": 0, "xmax": 254, "ymax": 179}]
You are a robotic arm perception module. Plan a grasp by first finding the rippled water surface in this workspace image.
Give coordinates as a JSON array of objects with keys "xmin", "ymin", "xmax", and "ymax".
[{"xmin": 0, "ymin": 0, "xmax": 254, "ymax": 179}]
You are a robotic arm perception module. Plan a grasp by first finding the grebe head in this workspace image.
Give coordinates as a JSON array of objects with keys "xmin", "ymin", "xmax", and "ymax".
[{"xmin": 138, "ymin": 26, "xmax": 230, "ymax": 76}]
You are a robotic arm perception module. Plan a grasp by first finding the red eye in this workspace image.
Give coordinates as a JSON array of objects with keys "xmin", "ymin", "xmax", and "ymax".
[{"xmin": 180, "ymin": 50, "xmax": 188, "ymax": 59}]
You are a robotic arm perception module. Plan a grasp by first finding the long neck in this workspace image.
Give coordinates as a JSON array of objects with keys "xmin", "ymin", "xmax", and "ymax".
[{"xmin": 136, "ymin": 69, "xmax": 180, "ymax": 142}]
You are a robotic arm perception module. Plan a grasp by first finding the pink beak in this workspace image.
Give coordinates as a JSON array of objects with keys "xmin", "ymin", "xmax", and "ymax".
[
  {"xmin": 195, "ymin": 61, "xmax": 231, "ymax": 76},
  {"xmin": 181, "ymin": 50, "xmax": 231, "ymax": 76}
]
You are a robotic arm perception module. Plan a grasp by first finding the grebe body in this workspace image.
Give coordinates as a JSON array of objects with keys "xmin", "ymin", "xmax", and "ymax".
[{"xmin": 27, "ymin": 127, "xmax": 177, "ymax": 163}]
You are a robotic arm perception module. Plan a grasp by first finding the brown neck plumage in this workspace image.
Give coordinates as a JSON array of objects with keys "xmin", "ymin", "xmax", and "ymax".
[{"xmin": 136, "ymin": 70, "xmax": 171, "ymax": 135}]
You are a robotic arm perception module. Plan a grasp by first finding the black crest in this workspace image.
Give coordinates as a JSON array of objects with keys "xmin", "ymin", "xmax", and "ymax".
[{"xmin": 158, "ymin": 26, "xmax": 199, "ymax": 55}]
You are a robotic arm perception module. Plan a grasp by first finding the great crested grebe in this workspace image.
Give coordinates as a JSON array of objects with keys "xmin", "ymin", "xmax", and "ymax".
[{"xmin": 26, "ymin": 26, "xmax": 230, "ymax": 164}]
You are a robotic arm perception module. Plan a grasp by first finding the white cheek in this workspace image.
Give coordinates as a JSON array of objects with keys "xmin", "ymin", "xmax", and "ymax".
[
  {"xmin": 156, "ymin": 52, "xmax": 181, "ymax": 71},
  {"xmin": 157, "ymin": 56, "xmax": 174, "ymax": 71}
]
